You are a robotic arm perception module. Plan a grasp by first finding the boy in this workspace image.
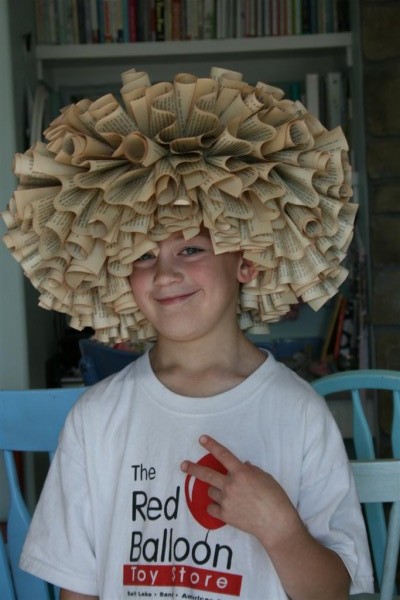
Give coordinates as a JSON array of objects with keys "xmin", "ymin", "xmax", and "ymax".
[{"xmin": 3, "ymin": 67, "xmax": 373, "ymax": 598}]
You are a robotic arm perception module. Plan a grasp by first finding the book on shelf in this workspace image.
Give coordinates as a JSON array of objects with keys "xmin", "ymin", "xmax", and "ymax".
[
  {"xmin": 136, "ymin": 0, "xmax": 150, "ymax": 42},
  {"xmin": 292, "ymin": 0, "xmax": 302, "ymax": 34},
  {"xmin": 305, "ymin": 71, "xmax": 348, "ymax": 131},
  {"xmin": 186, "ymin": 0, "xmax": 201, "ymax": 40},
  {"xmin": 122, "ymin": 0, "xmax": 130, "ymax": 41},
  {"xmin": 170, "ymin": 0, "xmax": 182, "ymax": 40},
  {"xmin": 128, "ymin": 0, "xmax": 137, "ymax": 42},
  {"xmin": 301, "ymin": 0, "xmax": 312, "ymax": 34},
  {"xmin": 103, "ymin": 0, "xmax": 112, "ymax": 42},
  {"xmin": 255, "ymin": 0, "xmax": 264, "ymax": 37},
  {"xmin": 320, "ymin": 293, "xmax": 355, "ymax": 367},
  {"xmin": 305, "ymin": 73, "xmax": 321, "ymax": 120},
  {"xmin": 97, "ymin": 0, "xmax": 104, "ymax": 42},
  {"xmin": 76, "ymin": 0, "xmax": 85, "ymax": 43},
  {"xmin": 155, "ymin": 0, "xmax": 165, "ymax": 41},
  {"xmin": 88, "ymin": 0, "xmax": 98, "ymax": 42},
  {"xmin": 325, "ymin": 71, "xmax": 347, "ymax": 130},
  {"xmin": 321, "ymin": 293, "xmax": 343, "ymax": 361},
  {"xmin": 115, "ymin": 0, "xmax": 126, "ymax": 43},
  {"xmin": 34, "ymin": 0, "xmax": 351, "ymax": 45},
  {"xmin": 215, "ymin": 0, "xmax": 227, "ymax": 40},
  {"xmin": 203, "ymin": 0, "xmax": 216, "ymax": 39},
  {"xmin": 270, "ymin": 0, "xmax": 279, "ymax": 36},
  {"xmin": 245, "ymin": 0, "xmax": 257, "ymax": 37},
  {"xmin": 47, "ymin": 0, "xmax": 57, "ymax": 43},
  {"xmin": 285, "ymin": 0, "xmax": 293, "ymax": 36},
  {"xmin": 319, "ymin": 0, "xmax": 335, "ymax": 34}
]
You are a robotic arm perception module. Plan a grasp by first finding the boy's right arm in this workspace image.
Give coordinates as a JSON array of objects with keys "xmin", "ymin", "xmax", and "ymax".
[{"xmin": 60, "ymin": 589, "xmax": 99, "ymax": 600}]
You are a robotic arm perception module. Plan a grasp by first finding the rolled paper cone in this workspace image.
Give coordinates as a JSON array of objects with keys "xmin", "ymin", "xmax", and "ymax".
[{"xmin": 122, "ymin": 132, "xmax": 168, "ymax": 166}]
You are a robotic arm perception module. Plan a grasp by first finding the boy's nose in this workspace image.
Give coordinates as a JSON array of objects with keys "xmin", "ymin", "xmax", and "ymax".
[{"xmin": 153, "ymin": 257, "xmax": 183, "ymax": 286}]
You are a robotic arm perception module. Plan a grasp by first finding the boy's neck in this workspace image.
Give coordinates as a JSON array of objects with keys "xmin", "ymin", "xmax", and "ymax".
[{"xmin": 149, "ymin": 329, "xmax": 267, "ymax": 398}]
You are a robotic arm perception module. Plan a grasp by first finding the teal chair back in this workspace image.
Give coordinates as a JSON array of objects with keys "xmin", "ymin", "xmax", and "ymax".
[
  {"xmin": 0, "ymin": 387, "xmax": 85, "ymax": 600},
  {"xmin": 79, "ymin": 338, "xmax": 141, "ymax": 385},
  {"xmin": 0, "ymin": 532, "xmax": 15, "ymax": 599},
  {"xmin": 351, "ymin": 460, "xmax": 400, "ymax": 600},
  {"xmin": 312, "ymin": 369, "xmax": 400, "ymax": 591}
]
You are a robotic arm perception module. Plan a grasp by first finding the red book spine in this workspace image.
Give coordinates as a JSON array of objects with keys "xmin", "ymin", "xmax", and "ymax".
[
  {"xmin": 128, "ymin": 0, "xmax": 137, "ymax": 41},
  {"xmin": 103, "ymin": 0, "xmax": 112, "ymax": 42},
  {"xmin": 171, "ymin": 0, "xmax": 182, "ymax": 40}
]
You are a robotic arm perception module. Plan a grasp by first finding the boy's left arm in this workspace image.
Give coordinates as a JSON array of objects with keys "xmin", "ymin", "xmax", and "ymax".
[{"xmin": 181, "ymin": 435, "xmax": 350, "ymax": 600}]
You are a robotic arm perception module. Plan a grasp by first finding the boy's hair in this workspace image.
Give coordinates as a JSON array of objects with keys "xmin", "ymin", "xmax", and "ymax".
[{"xmin": 1, "ymin": 67, "xmax": 355, "ymax": 343}]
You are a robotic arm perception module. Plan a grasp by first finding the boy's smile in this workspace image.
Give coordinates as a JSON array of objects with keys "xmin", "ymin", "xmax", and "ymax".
[{"xmin": 154, "ymin": 291, "xmax": 198, "ymax": 306}]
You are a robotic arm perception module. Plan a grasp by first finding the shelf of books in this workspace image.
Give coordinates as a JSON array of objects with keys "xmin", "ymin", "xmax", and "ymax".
[{"xmin": 34, "ymin": 0, "xmax": 351, "ymax": 46}]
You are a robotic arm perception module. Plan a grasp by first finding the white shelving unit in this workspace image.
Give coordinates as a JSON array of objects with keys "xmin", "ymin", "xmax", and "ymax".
[{"xmin": 35, "ymin": 32, "xmax": 352, "ymax": 61}]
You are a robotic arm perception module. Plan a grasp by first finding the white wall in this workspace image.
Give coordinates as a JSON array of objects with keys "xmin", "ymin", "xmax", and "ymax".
[
  {"xmin": 0, "ymin": 0, "xmax": 31, "ymax": 521},
  {"xmin": 3, "ymin": 0, "xmax": 59, "ymax": 390},
  {"xmin": 0, "ymin": 1, "xmax": 29, "ymax": 390}
]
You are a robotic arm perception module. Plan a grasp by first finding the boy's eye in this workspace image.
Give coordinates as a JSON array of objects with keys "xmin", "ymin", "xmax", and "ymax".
[
  {"xmin": 135, "ymin": 252, "xmax": 156, "ymax": 262},
  {"xmin": 180, "ymin": 246, "xmax": 204, "ymax": 256}
]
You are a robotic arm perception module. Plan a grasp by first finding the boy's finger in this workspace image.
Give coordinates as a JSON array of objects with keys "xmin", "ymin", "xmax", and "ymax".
[
  {"xmin": 199, "ymin": 435, "xmax": 242, "ymax": 471},
  {"xmin": 180, "ymin": 460, "xmax": 226, "ymax": 488}
]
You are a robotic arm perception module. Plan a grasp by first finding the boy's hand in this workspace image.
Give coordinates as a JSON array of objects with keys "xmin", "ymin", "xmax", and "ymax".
[
  {"xmin": 180, "ymin": 434, "xmax": 298, "ymax": 546},
  {"xmin": 181, "ymin": 435, "xmax": 350, "ymax": 600}
]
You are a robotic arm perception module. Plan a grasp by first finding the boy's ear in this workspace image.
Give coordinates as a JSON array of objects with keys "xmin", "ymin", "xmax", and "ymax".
[{"xmin": 237, "ymin": 256, "xmax": 259, "ymax": 284}]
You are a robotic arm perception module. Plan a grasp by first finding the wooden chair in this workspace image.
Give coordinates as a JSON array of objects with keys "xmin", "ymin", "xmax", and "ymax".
[
  {"xmin": 351, "ymin": 460, "xmax": 400, "ymax": 600},
  {"xmin": 0, "ymin": 387, "xmax": 84, "ymax": 600},
  {"xmin": 79, "ymin": 337, "xmax": 141, "ymax": 385},
  {"xmin": 312, "ymin": 369, "xmax": 400, "ymax": 589}
]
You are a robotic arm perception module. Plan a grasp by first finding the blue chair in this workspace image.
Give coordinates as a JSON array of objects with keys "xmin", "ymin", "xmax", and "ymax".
[
  {"xmin": 79, "ymin": 338, "xmax": 141, "ymax": 385},
  {"xmin": 351, "ymin": 460, "xmax": 400, "ymax": 600},
  {"xmin": 312, "ymin": 369, "xmax": 400, "ymax": 591},
  {"xmin": 0, "ymin": 528, "xmax": 15, "ymax": 599},
  {"xmin": 0, "ymin": 387, "xmax": 85, "ymax": 600}
]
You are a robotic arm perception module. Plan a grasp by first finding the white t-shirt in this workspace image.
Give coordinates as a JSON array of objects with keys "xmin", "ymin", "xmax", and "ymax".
[{"xmin": 20, "ymin": 351, "xmax": 373, "ymax": 599}]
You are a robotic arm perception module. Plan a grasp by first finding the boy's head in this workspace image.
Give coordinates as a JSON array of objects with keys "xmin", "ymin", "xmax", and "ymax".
[
  {"xmin": 129, "ymin": 229, "xmax": 258, "ymax": 342},
  {"xmin": 1, "ymin": 67, "xmax": 355, "ymax": 343}
]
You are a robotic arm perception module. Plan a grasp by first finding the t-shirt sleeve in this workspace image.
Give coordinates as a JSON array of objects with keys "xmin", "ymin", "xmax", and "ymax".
[
  {"xmin": 19, "ymin": 398, "xmax": 99, "ymax": 596},
  {"xmin": 298, "ymin": 397, "xmax": 374, "ymax": 594}
]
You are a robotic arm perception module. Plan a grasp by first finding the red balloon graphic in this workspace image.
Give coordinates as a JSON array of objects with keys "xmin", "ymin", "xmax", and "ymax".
[{"xmin": 184, "ymin": 453, "xmax": 228, "ymax": 530}]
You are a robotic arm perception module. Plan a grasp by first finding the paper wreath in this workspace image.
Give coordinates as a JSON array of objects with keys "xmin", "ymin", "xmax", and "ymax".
[{"xmin": 1, "ymin": 66, "xmax": 356, "ymax": 343}]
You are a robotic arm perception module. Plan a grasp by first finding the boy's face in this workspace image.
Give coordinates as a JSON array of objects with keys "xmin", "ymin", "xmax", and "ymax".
[{"xmin": 129, "ymin": 231, "xmax": 257, "ymax": 343}]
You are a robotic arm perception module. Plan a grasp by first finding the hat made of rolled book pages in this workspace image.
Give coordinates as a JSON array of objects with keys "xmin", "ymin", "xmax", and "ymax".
[{"xmin": 1, "ymin": 66, "xmax": 356, "ymax": 344}]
